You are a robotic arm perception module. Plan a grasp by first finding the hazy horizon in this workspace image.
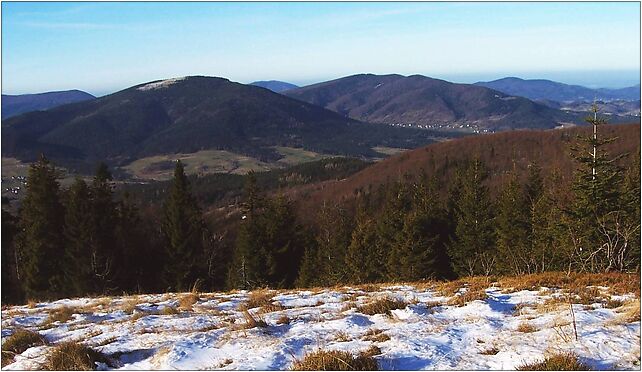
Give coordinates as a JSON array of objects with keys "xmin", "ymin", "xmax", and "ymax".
[{"xmin": 2, "ymin": 2, "xmax": 640, "ymax": 96}]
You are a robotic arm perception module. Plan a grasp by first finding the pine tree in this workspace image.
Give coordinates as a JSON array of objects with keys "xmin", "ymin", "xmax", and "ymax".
[
  {"xmin": 447, "ymin": 159, "xmax": 496, "ymax": 277},
  {"xmin": 314, "ymin": 202, "xmax": 354, "ymax": 285},
  {"xmin": 16, "ymin": 155, "xmax": 66, "ymax": 299},
  {"xmin": 381, "ymin": 181, "xmax": 412, "ymax": 281},
  {"xmin": 161, "ymin": 160, "xmax": 204, "ymax": 291}
]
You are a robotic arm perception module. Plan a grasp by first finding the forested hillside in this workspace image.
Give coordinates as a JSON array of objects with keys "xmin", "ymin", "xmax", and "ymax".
[{"xmin": 2, "ymin": 118, "xmax": 639, "ymax": 303}]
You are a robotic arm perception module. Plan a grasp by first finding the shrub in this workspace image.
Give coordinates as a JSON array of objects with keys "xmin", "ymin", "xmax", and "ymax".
[
  {"xmin": 517, "ymin": 353, "xmax": 590, "ymax": 370},
  {"xmin": 43, "ymin": 342, "xmax": 108, "ymax": 370},
  {"xmin": 1, "ymin": 329, "xmax": 46, "ymax": 367},
  {"xmin": 291, "ymin": 349, "xmax": 378, "ymax": 370},
  {"xmin": 358, "ymin": 297, "xmax": 408, "ymax": 315}
]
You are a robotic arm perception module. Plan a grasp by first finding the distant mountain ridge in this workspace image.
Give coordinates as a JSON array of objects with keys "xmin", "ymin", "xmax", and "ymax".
[
  {"xmin": 475, "ymin": 77, "xmax": 641, "ymax": 102},
  {"xmin": 2, "ymin": 90, "xmax": 95, "ymax": 119},
  {"xmin": 2, "ymin": 76, "xmax": 449, "ymax": 173},
  {"xmin": 250, "ymin": 80, "xmax": 298, "ymax": 93},
  {"xmin": 285, "ymin": 74, "xmax": 578, "ymax": 131}
]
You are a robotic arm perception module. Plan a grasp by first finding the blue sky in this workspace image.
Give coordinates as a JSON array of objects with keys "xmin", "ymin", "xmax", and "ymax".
[{"xmin": 2, "ymin": 2, "xmax": 640, "ymax": 96}]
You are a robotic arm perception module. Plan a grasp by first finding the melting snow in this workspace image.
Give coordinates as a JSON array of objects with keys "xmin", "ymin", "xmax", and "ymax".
[{"xmin": 1, "ymin": 284, "xmax": 639, "ymax": 370}]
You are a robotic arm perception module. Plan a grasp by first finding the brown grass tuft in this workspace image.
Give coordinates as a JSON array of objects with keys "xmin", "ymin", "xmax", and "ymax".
[
  {"xmin": 291, "ymin": 349, "xmax": 378, "ymax": 370},
  {"xmin": 43, "ymin": 341, "xmax": 108, "ymax": 370},
  {"xmin": 362, "ymin": 329, "xmax": 390, "ymax": 343},
  {"xmin": 334, "ymin": 331, "xmax": 351, "ymax": 342},
  {"xmin": 516, "ymin": 352, "xmax": 590, "ymax": 370},
  {"xmin": 357, "ymin": 297, "xmax": 408, "ymax": 315},
  {"xmin": 26, "ymin": 300, "xmax": 37, "ymax": 309},
  {"xmin": 178, "ymin": 293, "xmax": 200, "ymax": 311},
  {"xmin": 516, "ymin": 322, "xmax": 538, "ymax": 333},
  {"xmin": 160, "ymin": 306, "xmax": 179, "ymax": 316},
  {"xmin": 1, "ymin": 329, "xmax": 46, "ymax": 367},
  {"xmin": 276, "ymin": 314, "xmax": 291, "ymax": 325},
  {"xmin": 479, "ymin": 346, "xmax": 499, "ymax": 355},
  {"xmin": 241, "ymin": 310, "xmax": 267, "ymax": 329},
  {"xmin": 447, "ymin": 288, "xmax": 488, "ymax": 307},
  {"xmin": 44, "ymin": 306, "xmax": 76, "ymax": 325},
  {"xmin": 612, "ymin": 299, "xmax": 641, "ymax": 324},
  {"xmin": 240, "ymin": 289, "xmax": 276, "ymax": 311}
]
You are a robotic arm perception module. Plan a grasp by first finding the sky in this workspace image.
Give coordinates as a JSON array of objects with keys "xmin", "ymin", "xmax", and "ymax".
[{"xmin": 2, "ymin": 2, "xmax": 640, "ymax": 96}]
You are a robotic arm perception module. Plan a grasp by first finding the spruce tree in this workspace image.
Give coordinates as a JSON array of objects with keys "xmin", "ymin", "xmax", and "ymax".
[
  {"xmin": 568, "ymin": 107, "xmax": 626, "ymax": 272},
  {"xmin": 447, "ymin": 159, "xmax": 496, "ymax": 277},
  {"xmin": 16, "ymin": 155, "xmax": 66, "ymax": 299},
  {"xmin": 380, "ymin": 181, "xmax": 412, "ymax": 281},
  {"xmin": 228, "ymin": 171, "xmax": 267, "ymax": 289},
  {"xmin": 161, "ymin": 160, "xmax": 204, "ymax": 291},
  {"xmin": 315, "ymin": 203, "xmax": 354, "ymax": 285},
  {"xmin": 495, "ymin": 172, "xmax": 530, "ymax": 275},
  {"xmin": 345, "ymin": 203, "xmax": 382, "ymax": 284},
  {"xmin": 2, "ymin": 210, "xmax": 23, "ymax": 303},
  {"xmin": 62, "ymin": 178, "xmax": 95, "ymax": 296}
]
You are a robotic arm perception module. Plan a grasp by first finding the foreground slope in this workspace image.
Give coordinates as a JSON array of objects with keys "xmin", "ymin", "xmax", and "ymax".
[
  {"xmin": 285, "ymin": 74, "xmax": 577, "ymax": 131},
  {"xmin": 2, "ymin": 76, "xmax": 447, "ymax": 173},
  {"xmin": 1, "ymin": 90, "xmax": 95, "ymax": 119},
  {"xmin": 1, "ymin": 274, "xmax": 639, "ymax": 370}
]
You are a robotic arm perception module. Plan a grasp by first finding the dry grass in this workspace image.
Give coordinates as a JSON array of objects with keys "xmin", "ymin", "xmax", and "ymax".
[
  {"xmin": 357, "ymin": 297, "xmax": 408, "ymax": 315},
  {"xmin": 447, "ymin": 288, "xmax": 488, "ymax": 307},
  {"xmin": 516, "ymin": 352, "xmax": 590, "ymax": 370},
  {"xmin": 26, "ymin": 300, "xmax": 37, "ymax": 309},
  {"xmin": 358, "ymin": 284, "xmax": 381, "ymax": 292},
  {"xmin": 340, "ymin": 302, "xmax": 356, "ymax": 312},
  {"xmin": 535, "ymin": 297, "xmax": 568, "ymax": 314},
  {"xmin": 43, "ymin": 341, "xmax": 108, "ymax": 370},
  {"xmin": 259, "ymin": 302, "xmax": 286, "ymax": 314},
  {"xmin": 276, "ymin": 314, "xmax": 291, "ymax": 325},
  {"xmin": 498, "ymin": 272, "xmax": 639, "ymax": 298},
  {"xmin": 611, "ymin": 299, "xmax": 641, "ymax": 324},
  {"xmin": 240, "ymin": 289, "xmax": 276, "ymax": 311},
  {"xmin": 43, "ymin": 306, "xmax": 76, "ymax": 325},
  {"xmin": 241, "ymin": 310, "xmax": 267, "ymax": 329},
  {"xmin": 604, "ymin": 298, "xmax": 624, "ymax": 309},
  {"xmin": 291, "ymin": 349, "xmax": 379, "ymax": 370},
  {"xmin": 178, "ymin": 293, "xmax": 200, "ymax": 311},
  {"xmin": 362, "ymin": 329, "xmax": 390, "ymax": 343},
  {"xmin": 334, "ymin": 331, "xmax": 352, "ymax": 342},
  {"xmin": 516, "ymin": 322, "xmax": 538, "ymax": 333},
  {"xmin": 479, "ymin": 346, "xmax": 499, "ymax": 355},
  {"xmin": 1, "ymin": 329, "xmax": 46, "ymax": 367},
  {"xmin": 120, "ymin": 299, "xmax": 140, "ymax": 314},
  {"xmin": 160, "ymin": 306, "xmax": 180, "ymax": 316}
]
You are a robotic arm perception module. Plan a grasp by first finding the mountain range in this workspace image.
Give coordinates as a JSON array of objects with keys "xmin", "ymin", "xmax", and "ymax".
[
  {"xmin": 250, "ymin": 80, "xmax": 299, "ymax": 93},
  {"xmin": 1, "ymin": 90, "xmax": 95, "ymax": 119},
  {"xmin": 1, "ymin": 76, "xmax": 450, "ymax": 173},
  {"xmin": 284, "ymin": 74, "xmax": 579, "ymax": 131},
  {"xmin": 475, "ymin": 77, "xmax": 640, "ymax": 102}
]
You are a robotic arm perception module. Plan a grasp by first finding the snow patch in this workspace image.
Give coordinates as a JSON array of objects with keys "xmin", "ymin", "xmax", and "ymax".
[{"xmin": 137, "ymin": 77, "xmax": 187, "ymax": 91}]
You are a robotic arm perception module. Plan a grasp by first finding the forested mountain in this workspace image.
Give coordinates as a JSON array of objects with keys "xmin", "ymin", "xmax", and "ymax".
[
  {"xmin": 1, "ymin": 90, "xmax": 95, "ymax": 119},
  {"xmin": 285, "ymin": 74, "xmax": 579, "ymax": 131},
  {"xmin": 1, "ymin": 76, "xmax": 453, "ymax": 173},
  {"xmin": 476, "ymin": 77, "xmax": 641, "ymax": 102},
  {"xmin": 250, "ymin": 80, "xmax": 298, "ymax": 92}
]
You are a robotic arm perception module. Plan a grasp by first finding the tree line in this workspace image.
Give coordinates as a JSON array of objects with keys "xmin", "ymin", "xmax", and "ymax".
[{"xmin": 2, "ymin": 115, "xmax": 639, "ymax": 303}]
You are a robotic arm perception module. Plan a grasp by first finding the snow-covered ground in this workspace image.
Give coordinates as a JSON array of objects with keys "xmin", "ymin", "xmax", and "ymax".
[{"xmin": 1, "ymin": 282, "xmax": 639, "ymax": 370}]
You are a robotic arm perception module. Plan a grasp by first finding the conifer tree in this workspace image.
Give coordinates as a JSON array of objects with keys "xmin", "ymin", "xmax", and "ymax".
[
  {"xmin": 63, "ymin": 178, "xmax": 95, "ymax": 296},
  {"xmin": 345, "ymin": 203, "xmax": 382, "ymax": 284},
  {"xmin": 228, "ymin": 171, "xmax": 267, "ymax": 289},
  {"xmin": 495, "ymin": 171, "xmax": 530, "ymax": 274},
  {"xmin": 16, "ymin": 155, "xmax": 66, "ymax": 299},
  {"xmin": 380, "ymin": 181, "xmax": 412, "ymax": 281},
  {"xmin": 2, "ymin": 210, "xmax": 23, "ymax": 303},
  {"xmin": 568, "ymin": 107, "xmax": 626, "ymax": 272},
  {"xmin": 161, "ymin": 160, "xmax": 204, "ymax": 291},
  {"xmin": 447, "ymin": 159, "xmax": 496, "ymax": 277},
  {"xmin": 315, "ymin": 202, "xmax": 354, "ymax": 285}
]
